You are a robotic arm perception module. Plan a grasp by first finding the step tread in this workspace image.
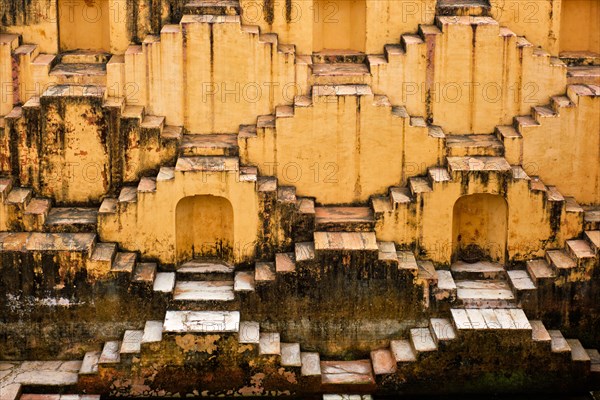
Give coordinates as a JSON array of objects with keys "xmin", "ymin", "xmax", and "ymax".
[
  {"xmin": 112, "ymin": 252, "xmax": 136, "ymax": 273},
  {"xmin": 410, "ymin": 328, "xmax": 437, "ymax": 352},
  {"xmin": 140, "ymin": 115, "xmax": 165, "ymax": 129},
  {"xmin": 301, "ymin": 352, "xmax": 322, "ymax": 376},
  {"xmin": 234, "ymin": 271, "xmax": 255, "ymax": 291},
  {"xmin": 320, "ymin": 360, "xmax": 375, "ymax": 385},
  {"xmin": 178, "ymin": 259, "xmax": 234, "ymax": 274},
  {"xmin": 566, "ymin": 239, "xmax": 596, "ymax": 259},
  {"xmin": 436, "ymin": 270, "xmax": 456, "ymax": 291},
  {"xmin": 141, "ymin": 321, "xmax": 163, "ymax": 343},
  {"xmin": 281, "ymin": 343, "xmax": 302, "ymax": 367},
  {"xmin": 548, "ymin": 330, "xmax": 571, "ymax": 353},
  {"xmin": 153, "ymin": 272, "xmax": 176, "ymax": 293},
  {"xmin": 255, "ymin": 262, "xmax": 276, "ymax": 282},
  {"xmin": 163, "ymin": 310, "xmax": 240, "ymax": 333},
  {"xmin": 451, "ymin": 260, "xmax": 504, "ymax": 274},
  {"xmin": 409, "ymin": 177, "xmax": 433, "ymax": 194},
  {"xmin": 180, "ymin": 133, "xmax": 238, "ymax": 153},
  {"xmin": 390, "ymin": 339, "xmax": 417, "ymax": 362},
  {"xmin": 313, "ymin": 231, "xmax": 378, "ymax": 251},
  {"xmin": 175, "ymin": 156, "xmax": 239, "ymax": 172},
  {"xmin": 526, "ymin": 259, "xmax": 556, "ymax": 280},
  {"xmin": 137, "ymin": 177, "xmax": 156, "ymax": 193},
  {"xmin": 118, "ymin": 186, "xmax": 137, "ymax": 203},
  {"xmin": 447, "ymin": 156, "xmax": 511, "ymax": 172},
  {"xmin": 546, "ymin": 250, "xmax": 576, "ymax": 269},
  {"xmin": 566, "ymin": 339, "xmax": 591, "ymax": 362},
  {"xmin": 389, "ymin": 187, "xmax": 411, "ymax": 204},
  {"xmin": 314, "ymin": 207, "xmax": 374, "ymax": 224},
  {"xmin": 259, "ymin": 332, "xmax": 281, "ymax": 355},
  {"xmin": 507, "ymin": 270, "xmax": 536, "ymax": 290},
  {"xmin": 311, "ymin": 63, "xmax": 370, "ymax": 76},
  {"xmin": 23, "ymin": 198, "xmax": 51, "ymax": 215},
  {"xmin": 275, "ymin": 252, "xmax": 296, "ymax": 273},
  {"xmin": 6, "ymin": 187, "xmax": 32, "ymax": 204},
  {"xmin": 430, "ymin": 318, "xmax": 457, "ymax": 341},
  {"xmin": 455, "ymin": 280, "xmax": 515, "ymax": 300},
  {"xmin": 452, "ymin": 308, "xmax": 531, "ymax": 330},
  {"xmin": 530, "ymin": 320, "xmax": 551, "ymax": 342},
  {"xmin": 295, "ymin": 242, "xmax": 315, "ymax": 261},
  {"xmin": 585, "ymin": 231, "xmax": 600, "ymax": 251},
  {"xmin": 79, "ymin": 350, "xmax": 101, "ymax": 374},
  {"xmin": 120, "ymin": 330, "xmax": 144, "ymax": 354},
  {"xmin": 0, "ymin": 232, "xmax": 96, "ymax": 252},
  {"xmin": 446, "ymin": 134, "xmax": 503, "ymax": 149},
  {"xmin": 173, "ymin": 280, "xmax": 235, "ymax": 301},
  {"xmin": 98, "ymin": 341, "xmax": 121, "ymax": 364},
  {"xmin": 397, "ymin": 251, "xmax": 419, "ymax": 271},
  {"xmin": 428, "ymin": 167, "xmax": 452, "ymax": 183},
  {"xmin": 132, "ymin": 262, "xmax": 157, "ymax": 283},
  {"xmin": 49, "ymin": 62, "xmax": 106, "ymax": 77},
  {"xmin": 45, "ymin": 207, "xmax": 98, "ymax": 226},
  {"xmin": 370, "ymin": 348, "xmax": 397, "ymax": 375},
  {"xmin": 586, "ymin": 349, "xmax": 600, "ymax": 371},
  {"xmin": 239, "ymin": 321, "xmax": 260, "ymax": 344}
]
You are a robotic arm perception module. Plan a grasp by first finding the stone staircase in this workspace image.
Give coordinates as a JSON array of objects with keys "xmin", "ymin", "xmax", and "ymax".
[{"xmin": 369, "ymin": 310, "xmax": 600, "ymax": 381}]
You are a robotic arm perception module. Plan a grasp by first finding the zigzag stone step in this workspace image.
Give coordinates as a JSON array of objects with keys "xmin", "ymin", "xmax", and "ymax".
[
  {"xmin": 141, "ymin": 321, "xmax": 163, "ymax": 344},
  {"xmin": 259, "ymin": 333, "xmax": 280, "ymax": 355},
  {"xmin": 446, "ymin": 134, "xmax": 504, "ymax": 157},
  {"xmin": 177, "ymin": 259, "xmax": 235, "ymax": 280},
  {"xmin": 585, "ymin": 231, "xmax": 600, "ymax": 253},
  {"xmin": 301, "ymin": 352, "xmax": 322, "ymax": 376},
  {"xmin": 320, "ymin": 360, "xmax": 375, "ymax": 385},
  {"xmin": 451, "ymin": 308, "xmax": 531, "ymax": 330},
  {"xmin": 120, "ymin": 330, "xmax": 144, "ymax": 354},
  {"xmin": 239, "ymin": 321, "xmax": 260, "ymax": 344},
  {"xmin": 451, "ymin": 260, "xmax": 506, "ymax": 280},
  {"xmin": 455, "ymin": 280, "xmax": 515, "ymax": 308},
  {"xmin": 314, "ymin": 206, "xmax": 375, "ymax": 232},
  {"xmin": 173, "ymin": 280, "xmax": 235, "ymax": 301},
  {"xmin": 0, "ymin": 232, "xmax": 96, "ymax": 253},
  {"xmin": 175, "ymin": 156, "xmax": 239, "ymax": 172},
  {"xmin": 179, "ymin": 134, "xmax": 239, "ymax": 156},
  {"xmin": 390, "ymin": 339, "xmax": 417, "ymax": 363},
  {"xmin": 163, "ymin": 310, "xmax": 240, "ymax": 333},
  {"xmin": 281, "ymin": 343, "xmax": 302, "ymax": 367},
  {"xmin": 153, "ymin": 272, "xmax": 176, "ymax": 293},
  {"xmin": 370, "ymin": 349, "xmax": 397, "ymax": 375},
  {"xmin": 313, "ymin": 231, "xmax": 378, "ymax": 252},
  {"xmin": 79, "ymin": 350, "xmax": 101, "ymax": 375}
]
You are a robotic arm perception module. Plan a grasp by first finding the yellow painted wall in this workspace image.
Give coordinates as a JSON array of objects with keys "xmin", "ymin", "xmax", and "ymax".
[
  {"xmin": 175, "ymin": 195, "xmax": 234, "ymax": 263},
  {"xmin": 99, "ymin": 170, "xmax": 260, "ymax": 265},
  {"xmin": 452, "ymin": 194, "xmax": 508, "ymax": 263},
  {"xmin": 58, "ymin": 0, "xmax": 111, "ymax": 52},
  {"xmin": 559, "ymin": 0, "xmax": 600, "ymax": 53},
  {"xmin": 313, "ymin": 0, "xmax": 366, "ymax": 52}
]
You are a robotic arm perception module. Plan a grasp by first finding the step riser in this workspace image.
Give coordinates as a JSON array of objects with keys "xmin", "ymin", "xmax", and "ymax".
[
  {"xmin": 447, "ymin": 146, "xmax": 504, "ymax": 157},
  {"xmin": 451, "ymin": 270, "xmax": 507, "ymax": 281},
  {"xmin": 458, "ymin": 299, "xmax": 517, "ymax": 309},
  {"xmin": 314, "ymin": 221, "xmax": 376, "ymax": 232},
  {"xmin": 53, "ymin": 74, "xmax": 107, "ymax": 86},
  {"xmin": 44, "ymin": 223, "xmax": 98, "ymax": 233},
  {"xmin": 309, "ymin": 75, "xmax": 372, "ymax": 87},
  {"xmin": 60, "ymin": 53, "xmax": 111, "ymax": 64},
  {"xmin": 175, "ymin": 272, "xmax": 235, "ymax": 281},
  {"xmin": 312, "ymin": 54, "xmax": 367, "ymax": 64},
  {"xmin": 180, "ymin": 146, "xmax": 239, "ymax": 157},
  {"xmin": 185, "ymin": 5, "xmax": 240, "ymax": 15}
]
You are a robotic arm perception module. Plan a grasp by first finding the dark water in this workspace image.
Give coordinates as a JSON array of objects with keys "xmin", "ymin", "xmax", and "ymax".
[{"xmin": 106, "ymin": 395, "xmax": 596, "ymax": 400}]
